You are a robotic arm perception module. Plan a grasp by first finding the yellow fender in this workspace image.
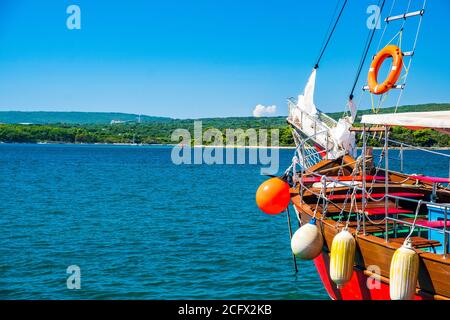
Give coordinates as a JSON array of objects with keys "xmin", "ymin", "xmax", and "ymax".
[
  {"xmin": 330, "ymin": 229, "xmax": 356, "ymax": 289},
  {"xmin": 389, "ymin": 239, "xmax": 419, "ymax": 300}
]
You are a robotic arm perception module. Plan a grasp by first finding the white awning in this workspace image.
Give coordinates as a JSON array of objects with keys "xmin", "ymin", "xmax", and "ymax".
[{"xmin": 361, "ymin": 111, "xmax": 450, "ymax": 129}]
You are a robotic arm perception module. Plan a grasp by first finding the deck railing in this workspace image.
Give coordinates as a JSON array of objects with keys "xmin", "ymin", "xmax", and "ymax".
[
  {"xmin": 368, "ymin": 128, "xmax": 450, "ymax": 257},
  {"xmin": 302, "ymin": 171, "xmax": 450, "ymax": 258},
  {"xmin": 384, "ymin": 138, "xmax": 450, "ymax": 174},
  {"xmin": 289, "ymin": 101, "xmax": 450, "ymax": 257},
  {"xmin": 287, "ymin": 98, "xmax": 339, "ymax": 159}
]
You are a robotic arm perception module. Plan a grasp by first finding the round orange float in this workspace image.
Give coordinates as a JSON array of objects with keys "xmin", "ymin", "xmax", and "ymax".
[
  {"xmin": 368, "ymin": 44, "xmax": 403, "ymax": 95},
  {"xmin": 256, "ymin": 177, "xmax": 291, "ymax": 215}
]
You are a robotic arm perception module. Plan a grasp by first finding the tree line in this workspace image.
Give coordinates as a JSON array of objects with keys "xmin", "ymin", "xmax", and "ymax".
[{"xmin": 0, "ymin": 120, "xmax": 448, "ymax": 148}]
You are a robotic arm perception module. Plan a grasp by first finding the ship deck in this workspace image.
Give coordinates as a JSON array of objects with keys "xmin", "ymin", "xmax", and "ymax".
[{"xmin": 291, "ymin": 155, "xmax": 450, "ymax": 299}]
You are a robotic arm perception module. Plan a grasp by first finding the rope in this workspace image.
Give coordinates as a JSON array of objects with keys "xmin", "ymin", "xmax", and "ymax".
[
  {"xmin": 405, "ymin": 200, "xmax": 423, "ymax": 243},
  {"xmin": 349, "ymin": 0, "xmax": 386, "ymax": 100},
  {"xmin": 298, "ymin": 178, "xmax": 352, "ymax": 220},
  {"xmin": 291, "ymin": 129, "xmax": 323, "ymax": 169},
  {"xmin": 370, "ymin": 0, "xmax": 426, "ymax": 113},
  {"xmin": 394, "ymin": 0, "xmax": 427, "ymax": 112},
  {"xmin": 334, "ymin": 157, "xmax": 363, "ymax": 225},
  {"xmin": 312, "ymin": 177, "xmax": 326, "ymax": 219},
  {"xmin": 375, "ymin": 0, "xmax": 396, "ymax": 52},
  {"xmin": 285, "ymin": 206, "xmax": 299, "ymax": 273},
  {"xmin": 322, "ymin": 156, "xmax": 347, "ymax": 216},
  {"xmin": 316, "ymin": 0, "xmax": 342, "ymax": 63},
  {"xmin": 344, "ymin": 187, "xmax": 359, "ymax": 228},
  {"xmin": 314, "ymin": 0, "xmax": 348, "ymax": 69}
]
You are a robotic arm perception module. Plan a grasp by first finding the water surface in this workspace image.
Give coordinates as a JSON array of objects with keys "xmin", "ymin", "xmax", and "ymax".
[
  {"xmin": 0, "ymin": 144, "xmax": 326, "ymax": 299},
  {"xmin": 0, "ymin": 144, "xmax": 447, "ymax": 299}
]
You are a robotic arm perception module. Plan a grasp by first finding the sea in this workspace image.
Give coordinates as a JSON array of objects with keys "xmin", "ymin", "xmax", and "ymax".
[{"xmin": 0, "ymin": 144, "xmax": 448, "ymax": 299}]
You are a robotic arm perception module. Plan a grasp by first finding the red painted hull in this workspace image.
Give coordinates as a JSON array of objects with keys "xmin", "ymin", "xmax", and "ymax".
[
  {"xmin": 313, "ymin": 143, "xmax": 327, "ymax": 158},
  {"xmin": 313, "ymin": 253, "xmax": 427, "ymax": 300}
]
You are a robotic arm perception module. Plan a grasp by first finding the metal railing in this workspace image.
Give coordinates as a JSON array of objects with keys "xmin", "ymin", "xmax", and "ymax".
[
  {"xmin": 365, "ymin": 127, "xmax": 450, "ymax": 258},
  {"xmin": 291, "ymin": 125, "xmax": 329, "ymax": 169},
  {"xmin": 301, "ymin": 169, "xmax": 450, "ymax": 258},
  {"xmin": 385, "ymin": 196, "xmax": 449, "ymax": 258},
  {"xmin": 287, "ymin": 99, "xmax": 342, "ymax": 161}
]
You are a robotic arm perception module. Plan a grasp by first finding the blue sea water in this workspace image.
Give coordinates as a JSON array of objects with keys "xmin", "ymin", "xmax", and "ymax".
[{"xmin": 0, "ymin": 144, "xmax": 448, "ymax": 299}]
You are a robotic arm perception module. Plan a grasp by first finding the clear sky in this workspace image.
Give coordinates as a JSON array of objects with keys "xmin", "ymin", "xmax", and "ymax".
[{"xmin": 0, "ymin": 0, "xmax": 448, "ymax": 118}]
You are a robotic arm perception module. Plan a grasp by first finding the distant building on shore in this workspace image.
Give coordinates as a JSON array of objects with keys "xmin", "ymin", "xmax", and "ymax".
[
  {"xmin": 110, "ymin": 117, "xmax": 142, "ymax": 125},
  {"xmin": 110, "ymin": 120, "xmax": 129, "ymax": 124}
]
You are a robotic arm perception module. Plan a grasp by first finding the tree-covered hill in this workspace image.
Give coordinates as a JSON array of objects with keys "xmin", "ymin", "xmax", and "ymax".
[
  {"xmin": 0, "ymin": 111, "xmax": 171, "ymax": 124},
  {"xmin": 0, "ymin": 103, "xmax": 448, "ymax": 147}
]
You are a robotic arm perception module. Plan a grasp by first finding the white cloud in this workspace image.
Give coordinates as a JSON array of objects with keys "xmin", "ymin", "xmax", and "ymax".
[{"xmin": 253, "ymin": 104, "xmax": 277, "ymax": 117}]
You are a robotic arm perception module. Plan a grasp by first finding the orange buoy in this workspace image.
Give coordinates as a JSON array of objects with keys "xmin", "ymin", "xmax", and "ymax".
[
  {"xmin": 256, "ymin": 177, "xmax": 291, "ymax": 214},
  {"xmin": 368, "ymin": 44, "xmax": 403, "ymax": 95}
]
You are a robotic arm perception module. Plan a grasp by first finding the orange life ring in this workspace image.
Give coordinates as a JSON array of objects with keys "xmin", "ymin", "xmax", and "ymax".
[{"xmin": 367, "ymin": 45, "xmax": 403, "ymax": 95}]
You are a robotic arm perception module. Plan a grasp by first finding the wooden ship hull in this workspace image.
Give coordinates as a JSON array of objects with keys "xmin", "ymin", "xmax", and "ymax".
[{"xmin": 291, "ymin": 155, "xmax": 450, "ymax": 300}]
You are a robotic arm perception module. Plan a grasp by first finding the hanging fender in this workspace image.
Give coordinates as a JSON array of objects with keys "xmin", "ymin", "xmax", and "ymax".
[{"xmin": 367, "ymin": 45, "xmax": 403, "ymax": 95}]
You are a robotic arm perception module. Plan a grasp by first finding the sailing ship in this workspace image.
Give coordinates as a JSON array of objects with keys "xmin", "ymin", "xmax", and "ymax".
[{"xmin": 256, "ymin": 0, "xmax": 450, "ymax": 300}]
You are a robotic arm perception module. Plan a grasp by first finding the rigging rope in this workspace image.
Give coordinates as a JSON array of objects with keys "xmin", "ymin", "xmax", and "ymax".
[
  {"xmin": 393, "ymin": 0, "xmax": 427, "ymax": 112},
  {"xmin": 349, "ymin": 0, "xmax": 387, "ymax": 100},
  {"xmin": 375, "ymin": 0, "xmax": 397, "ymax": 52},
  {"xmin": 366, "ymin": 0, "xmax": 426, "ymax": 113},
  {"xmin": 314, "ymin": 0, "xmax": 348, "ymax": 69},
  {"xmin": 405, "ymin": 200, "xmax": 423, "ymax": 241}
]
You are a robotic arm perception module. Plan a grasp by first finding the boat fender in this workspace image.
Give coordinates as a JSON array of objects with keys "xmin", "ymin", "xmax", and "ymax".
[
  {"xmin": 389, "ymin": 239, "xmax": 419, "ymax": 300},
  {"xmin": 330, "ymin": 229, "xmax": 356, "ymax": 289},
  {"xmin": 256, "ymin": 177, "xmax": 291, "ymax": 215},
  {"xmin": 291, "ymin": 218, "xmax": 324, "ymax": 260}
]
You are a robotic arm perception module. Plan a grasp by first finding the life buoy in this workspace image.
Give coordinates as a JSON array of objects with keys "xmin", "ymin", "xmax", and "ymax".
[{"xmin": 368, "ymin": 45, "xmax": 403, "ymax": 95}]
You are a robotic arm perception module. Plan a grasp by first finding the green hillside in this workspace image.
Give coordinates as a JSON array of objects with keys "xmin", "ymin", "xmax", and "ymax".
[
  {"xmin": 0, "ymin": 111, "xmax": 171, "ymax": 124},
  {"xmin": 1, "ymin": 103, "xmax": 447, "ymax": 125},
  {"xmin": 0, "ymin": 103, "xmax": 448, "ymax": 147}
]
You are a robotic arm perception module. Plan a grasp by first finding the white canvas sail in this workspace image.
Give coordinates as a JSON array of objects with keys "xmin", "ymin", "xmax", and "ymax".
[
  {"xmin": 347, "ymin": 99, "xmax": 357, "ymax": 123},
  {"xmin": 288, "ymin": 68, "xmax": 357, "ymax": 165},
  {"xmin": 330, "ymin": 117, "xmax": 357, "ymax": 158},
  {"xmin": 297, "ymin": 69, "xmax": 318, "ymax": 116}
]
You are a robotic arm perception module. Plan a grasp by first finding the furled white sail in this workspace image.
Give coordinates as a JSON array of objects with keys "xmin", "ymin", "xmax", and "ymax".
[
  {"xmin": 347, "ymin": 99, "xmax": 357, "ymax": 123},
  {"xmin": 330, "ymin": 117, "xmax": 356, "ymax": 157},
  {"xmin": 287, "ymin": 68, "xmax": 358, "ymax": 166},
  {"xmin": 297, "ymin": 69, "xmax": 318, "ymax": 116}
]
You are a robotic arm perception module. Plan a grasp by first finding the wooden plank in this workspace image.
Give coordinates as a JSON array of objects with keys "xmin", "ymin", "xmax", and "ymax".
[
  {"xmin": 319, "ymin": 200, "xmax": 394, "ymax": 214},
  {"xmin": 410, "ymin": 175, "xmax": 450, "ymax": 184},
  {"xmin": 301, "ymin": 175, "xmax": 385, "ymax": 183},
  {"xmin": 365, "ymin": 208, "xmax": 413, "ymax": 215},
  {"xmin": 390, "ymin": 236, "xmax": 441, "ymax": 249},
  {"xmin": 328, "ymin": 192, "xmax": 425, "ymax": 201}
]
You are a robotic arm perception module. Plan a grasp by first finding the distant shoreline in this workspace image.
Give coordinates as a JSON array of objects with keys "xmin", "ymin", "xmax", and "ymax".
[
  {"xmin": 1, "ymin": 141, "xmax": 449, "ymax": 151},
  {"xmin": 0, "ymin": 141, "xmax": 296, "ymax": 149},
  {"xmin": 1, "ymin": 104, "xmax": 449, "ymax": 149}
]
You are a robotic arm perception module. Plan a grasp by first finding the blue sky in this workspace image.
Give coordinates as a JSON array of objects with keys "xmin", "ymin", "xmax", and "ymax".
[{"xmin": 0, "ymin": 0, "xmax": 448, "ymax": 118}]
